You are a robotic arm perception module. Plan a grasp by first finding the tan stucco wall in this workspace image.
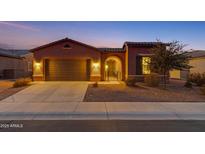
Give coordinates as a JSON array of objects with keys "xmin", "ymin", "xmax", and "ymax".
[
  {"xmin": 0, "ymin": 55, "xmax": 33, "ymax": 78},
  {"xmin": 126, "ymin": 46, "xmax": 155, "ymax": 80},
  {"xmin": 169, "ymin": 57, "xmax": 205, "ymax": 80},
  {"xmin": 189, "ymin": 57, "xmax": 205, "ymax": 74},
  {"xmin": 0, "ymin": 57, "xmax": 24, "ymax": 73},
  {"xmin": 101, "ymin": 52, "xmax": 125, "ymax": 81},
  {"xmin": 32, "ymin": 39, "xmax": 101, "ymax": 81},
  {"xmin": 33, "ymin": 59, "xmax": 44, "ymax": 77},
  {"xmin": 22, "ymin": 53, "xmax": 33, "ymax": 72},
  {"xmin": 125, "ymin": 45, "xmax": 129, "ymax": 80},
  {"xmin": 170, "ymin": 69, "xmax": 181, "ymax": 79},
  {"xmin": 0, "ymin": 57, "xmax": 24, "ymax": 71}
]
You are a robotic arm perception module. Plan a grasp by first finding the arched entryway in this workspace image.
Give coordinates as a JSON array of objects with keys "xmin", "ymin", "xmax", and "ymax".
[{"xmin": 104, "ymin": 56, "xmax": 122, "ymax": 81}]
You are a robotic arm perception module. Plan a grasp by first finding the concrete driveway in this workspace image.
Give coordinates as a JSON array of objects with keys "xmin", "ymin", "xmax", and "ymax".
[
  {"xmin": 0, "ymin": 81, "xmax": 205, "ymax": 120},
  {"xmin": 0, "ymin": 81, "xmax": 88, "ymax": 103}
]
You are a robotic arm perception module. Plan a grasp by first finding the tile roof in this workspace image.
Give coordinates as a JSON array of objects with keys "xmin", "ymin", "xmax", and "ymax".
[
  {"xmin": 97, "ymin": 48, "xmax": 125, "ymax": 52},
  {"xmin": 0, "ymin": 48, "xmax": 30, "ymax": 59},
  {"xmin": 124, "ymin": 42, "xmax": 169, "ymax": 47},
  {"xmin": 0, "ymin": 50, "xmax": 20, "ymax": 59}
]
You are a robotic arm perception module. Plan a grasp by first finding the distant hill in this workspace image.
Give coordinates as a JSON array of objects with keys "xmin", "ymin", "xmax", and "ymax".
[
  {"xmin": 0, "ymin": 48, "xmax": 31, "ymax": 57},
  {"xmin": 186, "ymin": 50, "xmax": 205, "ymax": 58}
]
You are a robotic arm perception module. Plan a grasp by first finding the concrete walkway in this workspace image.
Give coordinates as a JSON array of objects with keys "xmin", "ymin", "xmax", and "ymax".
[{"xmin": 0, "ymin": 102, "xmax": 205, "ymax": 120}]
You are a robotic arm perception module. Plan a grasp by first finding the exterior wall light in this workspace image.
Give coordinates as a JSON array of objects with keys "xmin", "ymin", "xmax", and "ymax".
[
  {"xmin": 34, "ymin": 62, "xmax": 41, "ymax": 69},
  {"xmin": 105, "ymin": 64, "xmax": 108, "ymax": 70},
  {"xmin": 93, "ymin": 62, "xmax": 99, "ymax": 69},
  {"xmin": 33, "ymin": 61, "xmax": 43, "ymax": 76},
  {"xmin": 34, "ymin": 62, "xmax": 41, "ymax": 71},
  {"xmin": 35, "ymin": 62, "xmax": 41, "ymax": 67}
]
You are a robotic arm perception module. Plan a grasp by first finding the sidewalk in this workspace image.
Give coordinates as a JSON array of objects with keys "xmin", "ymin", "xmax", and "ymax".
[{"xmin": 0, "ymin": 102, "xmax": 205, "ymax": 120}]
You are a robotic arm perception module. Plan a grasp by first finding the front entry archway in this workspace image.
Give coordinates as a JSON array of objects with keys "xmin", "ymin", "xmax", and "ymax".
[{"xmin": 104, "ymin": 56, "xmax": 122, "ymax": 81}]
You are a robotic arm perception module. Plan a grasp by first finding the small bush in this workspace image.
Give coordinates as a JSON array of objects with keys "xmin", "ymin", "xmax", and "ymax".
[
  {"xmin": 125, "ymin": 78, "xmax": 137, "ymax": 86},
  {"xmin": 144, "ymin": 73, "xmax": 160, "ymax": 87},
  {"xmin": 13, "ymin": 78, "xmax": 31, "ymax": 88},
  {"xmin": 184, "ymin": 81, "xmax": 192, "ymax": 88},
  {"xmin": 189, "ymin": 73, "xmax": 205, "ymax": 86},
  {"xmin": 93, "ymin": 82, "xmax": 98, "ymax": 88},
  {"xmin": 200, "ymin": 85, "xmax": 205, "ymax": 95}
]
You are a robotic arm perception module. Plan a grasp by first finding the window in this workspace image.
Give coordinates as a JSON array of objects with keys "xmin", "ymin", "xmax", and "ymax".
[
  {"xmin": 142, "ymin": 57, "xmax": 151, "ymax": 74},
  {"xmin": 27, "ymin": 61, "xmax": 32, "ymax": 72},
  {"xmin": 63, "ymin": 44, "xmax": 71, "ymax": 49}
]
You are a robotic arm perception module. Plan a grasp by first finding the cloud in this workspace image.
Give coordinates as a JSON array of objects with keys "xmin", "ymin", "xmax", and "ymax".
[{"xmin": 0, "ymin": 21, "xmax": 40, "ymax": 31}]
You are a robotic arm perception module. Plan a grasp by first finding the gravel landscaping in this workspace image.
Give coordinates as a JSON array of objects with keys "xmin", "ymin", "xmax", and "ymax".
[
  {"xmin": 0, "ymin": 80, "xmax": 27, "ymax": 101},
  {"xmin": 84, "ymin": 80, "xmax": 205, "ymax": 102},
  {"xmin": 0, "ymin": 87, "xmax": 27, "ymax": 101}
]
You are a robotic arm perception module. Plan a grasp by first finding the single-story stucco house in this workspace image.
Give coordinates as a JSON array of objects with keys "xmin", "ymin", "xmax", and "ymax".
[
  {"xmin": 30, "ymin": 37, "xmax": 168, "ymax": 81},
  {"xmin": 0, "ymin": 48, "xmax": 33, "ymax": 79},
  {"xmin": 170, "ymin": 50, "xmax": 205, "ymax": 80}
]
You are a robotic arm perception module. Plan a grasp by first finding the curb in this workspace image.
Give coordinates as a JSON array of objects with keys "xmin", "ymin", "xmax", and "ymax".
[{"xmin": 0, "ymin": 112, "xmax": 205, "ymax": 120}]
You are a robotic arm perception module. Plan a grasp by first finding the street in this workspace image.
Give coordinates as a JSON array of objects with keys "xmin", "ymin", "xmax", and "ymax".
[{"xmin": 1, "ymin": 120, "xmax": 205, "ymax": 132}]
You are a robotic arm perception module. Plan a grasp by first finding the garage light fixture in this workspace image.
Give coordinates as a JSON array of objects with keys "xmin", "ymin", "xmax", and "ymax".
[
  {"xmin": 34, "ymin": 62, "xmax": 41, "ymax": 69},
  {"xmin": 105, "ymin": 64, "xmax": 108, "ymax": 70},
  {"xmin": 93, "ymin": 62, "xmax": 99, "ymax": 69}
]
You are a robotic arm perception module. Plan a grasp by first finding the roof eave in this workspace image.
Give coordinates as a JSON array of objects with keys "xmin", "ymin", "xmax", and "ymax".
[
  {"xmin": 29, "ymin": 37, "xmax": 100, "ymax": 52},
  {"xmin": 0, "ymin": 54, "xmax": 22, "ymax": 59}
]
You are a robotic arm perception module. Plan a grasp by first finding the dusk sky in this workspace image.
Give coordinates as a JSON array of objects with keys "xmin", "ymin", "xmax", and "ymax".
[{"xmin": 0, "ymin": 21, "xmax": 205, "ymax": 50}]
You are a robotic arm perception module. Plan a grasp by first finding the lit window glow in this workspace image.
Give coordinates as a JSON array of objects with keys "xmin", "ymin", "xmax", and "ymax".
[{"xmin": 142, "ymin": 57, "xmax": 151, "ymax": 74}]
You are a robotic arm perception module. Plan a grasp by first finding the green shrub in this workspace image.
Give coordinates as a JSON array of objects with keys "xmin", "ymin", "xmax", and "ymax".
[
  {"xmin": 200, "ymin": 85, "xmax": 205, "ymax": 95},
  {"xmin": 184, "ymin": 81, "xmax": 192, "ymax": 88},
  {"xmin": 13, "ymin": 78, "xmax": 31, "ymax": 88},
  {"xmin": 189, "ymin": 73, "xmax": 205, "ymax": 86},
  {"xmin": 144, "ymin": 73, "xmax": 160, "ymax": 87}
]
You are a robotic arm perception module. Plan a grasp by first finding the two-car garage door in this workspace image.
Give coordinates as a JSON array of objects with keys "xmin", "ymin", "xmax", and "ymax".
[{"xmin": 45, "ymin": 59, "xmax": 90, "ymax": 81}]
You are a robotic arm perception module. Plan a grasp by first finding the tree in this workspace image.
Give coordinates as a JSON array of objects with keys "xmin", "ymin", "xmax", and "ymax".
[{"xmin": 150, "ymin": 41, "xmax": 191, "ymax": 89}]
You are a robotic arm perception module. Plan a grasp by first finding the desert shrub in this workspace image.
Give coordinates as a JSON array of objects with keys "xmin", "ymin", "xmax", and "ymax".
[
  {"xmin": 125, "ymin": 78, "xmax": 137, "ymax": 86},
  {"xmin": 144, "ymin": 73, "xmax": 160, "ymax": 87},
  {"xmin": 200, "ymin": 85, "xmax": 205, "ymax": 95},
  {"xmin": 184, "ymin": 81, "xmax": 192, "ymax": 88},
  {"xmin": 202, "ymin": 73, "xmax": 205, "ymax": 84},
  {"xmin": 189, "ymin": 73, "xmax": 205, "ymax": 86},
  {"xmin": 13, "ymin": 78, "xmax": 31, "ymax": 88},
  {"xmin": 93, "ymin": 81, "xmax": 98, "ymax": 88}
]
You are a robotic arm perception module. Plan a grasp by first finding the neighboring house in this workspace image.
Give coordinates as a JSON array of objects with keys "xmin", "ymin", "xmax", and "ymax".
[
  {"xmin": 0, "ymin": 48, "xmax": 33, "ymax": 79},
  {"xmin": 170, "ymin": 50, "xmax": 205, "ymax": 80},
  {"xmin": 30, "ymin": 37, "xmax": 168, "ymax": 81}
]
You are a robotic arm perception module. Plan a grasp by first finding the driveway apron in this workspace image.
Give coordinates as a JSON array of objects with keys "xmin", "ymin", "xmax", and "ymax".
[{"xmin": 0, "ymin": 81, "xmax": 88, "ymax": 103}]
